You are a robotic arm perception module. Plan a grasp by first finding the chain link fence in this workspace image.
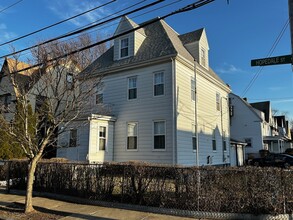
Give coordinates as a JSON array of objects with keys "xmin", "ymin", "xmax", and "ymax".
[{"xmin": 2, "ymin": 160, "xmax": 293, "ymax": 216}]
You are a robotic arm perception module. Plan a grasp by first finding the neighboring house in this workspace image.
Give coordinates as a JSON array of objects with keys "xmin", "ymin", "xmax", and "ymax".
[
  {"xmin": 0, "ymin": 58, "xmax": 80, "ymax": 158},
  {"xmin": 229, "ymin": 94, "xmax": 291, "ymax": 159},
  {"xmin": 0, "ymin": 58, "xmax": 36, "ymax": 121},
  {"xmin": 57, "ymin": 16, "xmax": 231, "ymax": 166}
]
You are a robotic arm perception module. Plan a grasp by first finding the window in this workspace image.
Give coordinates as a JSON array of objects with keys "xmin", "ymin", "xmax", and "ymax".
[
  {"xmin": 216, "ymin": 93, "xmax": 220, "ymax": 111},
  {"xmin": 128, "ymin": 77, "xmax": 137, "ymax": 100},
  {"xmin": 154, "ymin": 121, "xmax": 165, "ymax": 150},
  {"xmin": 0, "ymin": 94, "xmax": 11, "ymax": 113},
  {"xmin": 191, "ymin": 78, "xmax": 196, "ymax": 101},
  {"xmin": 66, "ymin": 73, "xmax": 74, "ymax": 89},
  {"xmin": 201, "ymin": 47, "xmax": 206, "ymax": 67},
  {"xmin": 212, "ymin": 130, "xmax": 216, "ymax": 151},
  {"xmin": 120, "ymin": 38, "xmax": 129, "ymax": 58},
  {"xmin": 245, "ymin": 138, "xmax": 252, "ymax": 147},
  {"xmin": 99, "ymin": 126, "xmax": 106, "ymax": 150},
  {"xmin": 96, "ymin": 94, "xmax": 103, "ymax": 104},
  {"xmin": 192, "ymin": 124, "xmax": 197, "ymax": 151},
  {"xmin": 223, "ymin": 132, "xmax": 227, "ymax": 151},
  {"xmin": 127, "ymin": 122, "xmax": 138, "ymax": 150},
  {"xmin": 154, "ymin": 72, "xmax": 164, "ymax": 96},
  {"xmin": 69, "ymin": 129, "xmax": 77, "ymax": 147}
]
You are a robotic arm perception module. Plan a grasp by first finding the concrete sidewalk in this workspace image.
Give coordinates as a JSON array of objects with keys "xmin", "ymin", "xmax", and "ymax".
[{"xmin": 0, "ymin": 191, "xmax": 195, "ymax": 220}]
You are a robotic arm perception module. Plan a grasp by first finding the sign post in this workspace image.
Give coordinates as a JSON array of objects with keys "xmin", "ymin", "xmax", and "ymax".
[{"xmin": 251, "ymin": 55, "xmax": 292, "ymax": 67}]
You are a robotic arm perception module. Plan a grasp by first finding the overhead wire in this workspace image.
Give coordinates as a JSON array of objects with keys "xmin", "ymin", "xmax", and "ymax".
[
  {"xmin": 0, "ymin": 0, "xmax": 116, "ymax": 47},
  {"xmin": 0, "ymin": 0, "xmax": 24, "ymax": 14},
  {"xmin": 241, "ymin": 18, "xmax": 290, "ymax": 97},
  {"xmin": 2, "ymin": 0, "xmax": 185, "ymax": 60},
  {"xmin": 0, "ymin": 0, "xmax": 166, "ymax": 59},
  {"xmin": 3, "ymin": 0, "xmax": 215, "ymax": 76}
]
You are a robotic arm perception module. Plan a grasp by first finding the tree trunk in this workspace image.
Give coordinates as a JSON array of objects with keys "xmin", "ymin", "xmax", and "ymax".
[{"xmin": 24, "ymin": 158, "xmax": 38, "ymax": 213}]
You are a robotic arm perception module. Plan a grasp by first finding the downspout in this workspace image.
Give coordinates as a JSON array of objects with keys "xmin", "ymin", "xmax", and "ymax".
[
  {"xmin": 171, "ymin": 57, "xmax": 177, "ymax": 165},
  {"xmin": 194, "ymin": 59, "xmax": 199, "ymax": 166}
]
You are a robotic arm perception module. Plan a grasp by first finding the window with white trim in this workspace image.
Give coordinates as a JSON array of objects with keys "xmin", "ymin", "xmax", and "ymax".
[
  {"xmin": 154, "ymin": 121, "xmax": 165, "ymax": 150},
  {"xmin": 69, "ymin": 129, "xmax": 77, "ymax": 147},
  {"xmin": 99, "ymin": 126, "xmax": 106, "ymax": 151},
  {"xmin": 216, "ymin": 93, "xmax": 220, "ymax": 111},
  {"xmin": 154, "ymin": 72, "xmax": 164, "ymax": 96},
  {"xmin": 120, "ymin": 38, "xmax": 129, "ymax": 58},
  {"xmin": 201, "ymin": 47, "xmax": 206, "ymax": 67},
  {"xmin": 128, "ymin": 76, "xmax": 137, "ymax": 100},
  {"xmin": 212, "ymin": 130, "xmax": 216, "ymax": 151},
  {"xmin": 96, "ymin": 85, "xmax": 103, "ymax": 104},
  {"xmin": 127, "ymin": 122, "xmax": 138, "ymax": 150}
]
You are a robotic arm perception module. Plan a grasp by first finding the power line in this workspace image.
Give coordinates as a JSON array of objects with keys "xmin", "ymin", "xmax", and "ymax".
[
  {"xmin": 1, "ymin": 0, "xmax": 151, "ymax": 60},
  {"xmin": 0, "ymin": 0, "xmax": 24, "ymax": 14},
  {"xmin": 241, "ymin": 18, "xmax": 290, "ymax": 97},
  {"xmin": 0, "ymin": 0, "xmax": 116, "ymax": 47},
  {"xmin": 1, "ymin": 0, "xmax": 166, "ymax": 59},
  {"xmin": 5, "ymin": 0, "xmax": 215, "ymax": 76}
]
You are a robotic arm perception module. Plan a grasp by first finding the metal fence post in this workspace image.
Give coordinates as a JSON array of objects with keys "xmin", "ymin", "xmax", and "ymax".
[{"xmin": 6, "ymin": 161, "xmax": 10, "ymax": 193}]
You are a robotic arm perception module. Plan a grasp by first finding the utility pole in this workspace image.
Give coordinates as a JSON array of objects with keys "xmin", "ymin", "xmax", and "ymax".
[{"xmin": 289, "ymin": 0, "xmax": 293, "ymax": 63}]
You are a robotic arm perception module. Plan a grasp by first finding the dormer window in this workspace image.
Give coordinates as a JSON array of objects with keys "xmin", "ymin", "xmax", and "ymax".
[
  {"xmin": 200, "ymin": 47, "xmax": 206, "ymax": 67},
  {"xmin": 120, "ymin": 38, "xmax": 129, "ymax": 58}
]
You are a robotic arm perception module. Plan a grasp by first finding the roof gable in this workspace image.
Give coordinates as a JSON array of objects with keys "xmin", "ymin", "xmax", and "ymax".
[{"xmin": 114, "ymin": 16, "xmax": 145, "ymax": 36}]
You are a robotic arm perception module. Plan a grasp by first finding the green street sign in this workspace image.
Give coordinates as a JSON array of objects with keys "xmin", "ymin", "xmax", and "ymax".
[{"xmin": 251, "ymin": 55, "xmax": 292, "ymax": 66}]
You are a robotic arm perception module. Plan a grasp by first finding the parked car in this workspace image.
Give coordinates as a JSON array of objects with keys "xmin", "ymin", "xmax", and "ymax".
[
  {"xmin": 249, "ymin": 153, "xmax": 293, "ymax": 168},
  {"xmin": 284, "ymin": 148, "xmax": 293, "ymax": 156}
]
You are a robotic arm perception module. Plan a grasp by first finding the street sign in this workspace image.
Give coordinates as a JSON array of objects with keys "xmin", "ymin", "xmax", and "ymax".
[{"xmin": 251, "ymin": 55, "xmax": 292, "ymax": 67}]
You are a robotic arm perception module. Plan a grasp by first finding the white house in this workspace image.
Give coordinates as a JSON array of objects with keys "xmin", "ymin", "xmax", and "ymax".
[
  {"xmin": 57, "ymin": 16, "xmax": 231, "ymax": 166},
  {"xmin": 229, "ymin": 93, "xmax": 291, "ymax": 160}
]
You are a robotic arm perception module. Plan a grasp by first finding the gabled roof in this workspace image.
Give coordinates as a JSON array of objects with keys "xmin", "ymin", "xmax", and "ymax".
[
  {"xmin": 179, "ymin": 28, "xmax": 204, "ymax": 45},
  {"xmin": 83, "ymin": 17, "xmax": 226, "ymax": 87},
  {"xmin": 250, "ymin": 101, "xmax": 271, "ymax": 123},
  {"xmin": 114, "ymin": 16, "xmax": 145, "ymax": 36}
]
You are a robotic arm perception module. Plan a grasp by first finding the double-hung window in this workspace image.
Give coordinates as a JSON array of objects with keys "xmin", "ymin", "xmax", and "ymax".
[
  {"xmin": 99, "ymin": 126, "xmax": 106, "ymax": 151},
  {"xmin": 128, "ymin": 77, "xmax": 137, "ymax": 100},
  {"xmin": 154, "ymin": 121, "xmax": 165, "ymax": 150},
  {"xmin": 212, "ymin": 130, "xmax": 216, "ymax": 151},
  {"xmin": 69, "ymin": 129, "xmax": 77, "ymax": 147},
  {"xmin": 216, "ymin": 93, "xmax": 220, "ymax": 111},
  {"xmin": 127, "ymin": 122, "xmax": 138, "ymax": 150},
  {"xmin": 154, "ymin": 72, "xmax": 164, "ymax": 96},
  {"xmin": 120, "ymin": 38, "xmax": 129, "ymax": 58}
]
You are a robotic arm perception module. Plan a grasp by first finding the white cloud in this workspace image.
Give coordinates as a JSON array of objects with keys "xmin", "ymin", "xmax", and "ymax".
[
  {"xmin": 268, "ymin": 86, "xmax": 285, "ymax": 92},
  {"xmin": 47, "ymin": 0, "xmax": 111, "ymax": 27},
  {"xmin": 0, "ymin": 23, "xmax": 17, "ymax": 43},
  {"xmin": 217, "ymin": 63, "xmax": 246, "ymax": 74},
  {"xmin": 272, "ymin": 98, "xmax": 293, "ymax": 104}
]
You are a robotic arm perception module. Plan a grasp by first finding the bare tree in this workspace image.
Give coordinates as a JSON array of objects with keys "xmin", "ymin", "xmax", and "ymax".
[{"xmin": 0, "ymin": 34, "xmax": 106, "ymax": 213}]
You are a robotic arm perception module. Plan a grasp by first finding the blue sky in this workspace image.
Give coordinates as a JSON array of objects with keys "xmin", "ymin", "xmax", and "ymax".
[{"xmin": 0, "ymin": 0, "xmax": 292, "ymax": 119}]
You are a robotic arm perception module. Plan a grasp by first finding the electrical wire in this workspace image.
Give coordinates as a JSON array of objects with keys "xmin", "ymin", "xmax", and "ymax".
[
  {"xmin": 0, "ymin": 0, "xmax": 166, "ymax": 59},
  {"xmin": 0, "ymin": 0, "xmax": 24, "ymax": 14},
  {"xmin": 0, "ymin": 0, "xmax": 116, "ymax": 47},
  {"xmin": 1, "ymin": 0, "xmax": 185, "ymax": 61},
  {"xmin": 241, "ymin": 18, "xmax": 290, "ymax": 97}
]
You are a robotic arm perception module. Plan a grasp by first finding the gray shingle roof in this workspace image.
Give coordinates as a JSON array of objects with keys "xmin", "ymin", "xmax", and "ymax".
[{"xmin": 84, "ymin": 18, "xmax": 226, "ymax": 87}]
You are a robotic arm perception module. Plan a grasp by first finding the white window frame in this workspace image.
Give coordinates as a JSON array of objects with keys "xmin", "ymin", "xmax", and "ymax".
[
  {"xmin": 153, "ymin": 71, "xmax": 165, "ymax": 97},
  {"xmin": 95, "ymin": 85, "xmax": 104, "ymax": 105},
  {"xmin": 216, "ymin": 92, "xmax": 220, "ymax": 111},
  {"xmin": 128, "ymin": 76, "xmax": 137, "ymax": 100},
  {"xmin": 69, "ymin": 129, "xmax": 77, "ymax": 148},
  {"xmin": 200, "ymin": 47, "xmax": 206, "ymax": 67},
  {"xmin": 127, "ymin": 122, "xmax": 138, "ymax": 151},
  {"xmin": 98, "ymin": 126, "xmax": 107, "ymax": 151},
  {"xmin": 120, "ymin": 37, "xmax": 129, "ymax": 59},
  {"xmin": 153, "ymin": 120, "xmax": 166, "ymax": 151},
  {"xmin": 212, "ymin": 129, "xmax": 217, "ymax": 152}
]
